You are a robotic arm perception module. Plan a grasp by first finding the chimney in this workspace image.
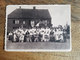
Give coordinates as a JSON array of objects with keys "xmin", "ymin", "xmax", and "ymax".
[{"xmin": 33, "ymin": 6, "xmax": 36, "ymax": 10}]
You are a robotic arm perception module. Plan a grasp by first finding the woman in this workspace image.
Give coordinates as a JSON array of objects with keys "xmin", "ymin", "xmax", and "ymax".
[
  {"xmin": 19, "ymin": 33, "xmax": 24, "ymax": 42},
  {"xmin": 24, "ymin": 31, "xmax": 30, "ymax": 42}
]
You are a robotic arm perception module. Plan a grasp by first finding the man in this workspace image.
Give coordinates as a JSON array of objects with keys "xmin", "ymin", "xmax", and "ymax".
[
  {"xmin": 34, "ymin": 28, "xmax": 39, "ymax": 42},
  {"xmin": 40, "ymin": 28, "xmax": 45, "ymax": 42},
  {"xmin": 54, "ymin": 28, "xmax": 60, "ymax": 42},
  {"xmin": 13, "ymin": 33, "xmax": 17, "ymax": 42},
  {"xmin": 43, "ymin": 27, "xmax": 50, "ymax": 42},
  {"xmin": 50, "ymin": 29, "xmax": 55, "ymax": 42},
  {"xmin": 58, "ymin": 30, "xmax": 64, "ymax": 42},
  {"xmin": 29, "ymin": 29, "xmax": 34, "ymax": 42},
  {"xmin": 8, "ymin": 31, "xmax": 13, "ymax": 42}
]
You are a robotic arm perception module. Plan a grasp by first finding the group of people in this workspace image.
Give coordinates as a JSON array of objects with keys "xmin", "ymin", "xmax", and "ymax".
[{"xmin": 8, "ymin": 27, "xmax": 68, "ymax": 42}]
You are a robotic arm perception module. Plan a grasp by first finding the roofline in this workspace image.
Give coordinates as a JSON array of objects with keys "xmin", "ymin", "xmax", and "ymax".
[
  {"xmin": 8, "ymin": 8, "xmax": 51, "ymax": 19},
  {"xmin": 8, "ymin": 17, "xmax": 51, "ymax": 19}
]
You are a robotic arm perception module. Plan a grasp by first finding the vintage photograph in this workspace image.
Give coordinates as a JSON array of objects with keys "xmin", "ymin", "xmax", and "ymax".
[{"xmin": 5, "ymin": 5, "xmax": 71, "ymax": 51}]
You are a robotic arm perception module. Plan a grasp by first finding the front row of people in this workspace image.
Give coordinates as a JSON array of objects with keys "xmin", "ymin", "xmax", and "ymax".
[{"xmin": 8, "ymin": 28, "xmax": 65, "ymax": 42}]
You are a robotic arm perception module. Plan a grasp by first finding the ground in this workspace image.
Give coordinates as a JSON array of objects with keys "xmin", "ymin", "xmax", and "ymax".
[{"xmin": 6, "ymin": 39, "xmax": 70, "ymax": 51}]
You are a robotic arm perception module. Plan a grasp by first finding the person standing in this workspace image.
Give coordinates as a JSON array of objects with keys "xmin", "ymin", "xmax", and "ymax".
[
  {"xmin": 54, "ymin": 29, "xmax": 60, "ymax": 42},
  {"xmin": 50, "ymin": 29, "xmax": 55, "ymax": 42},
  {"xmin": 13, "ymin": 33, "xmax": 17, "ymax": 42},
  {"xmin": 8, "ymin": 32, "xmax": 13, "ymax": 42},
  {"xmin": 34, "ymin": 28, "xmax": 39, "ymax": 42},
  {"xmin": 40, "ymin": 28, "xmax": 45, "ymax": 42},
  {"xmin": 19, "ymin": 32, "xmax": 24, "ymax": 42},
  {"xmin": 24, "ymin": 31, "xmax": 30, "ymax": 42}
]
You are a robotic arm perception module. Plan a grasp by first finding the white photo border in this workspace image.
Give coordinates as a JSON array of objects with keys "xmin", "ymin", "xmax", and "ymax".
[{"xmin": 5, "ymin": 5, "xmax": 72, "ymax": 52}]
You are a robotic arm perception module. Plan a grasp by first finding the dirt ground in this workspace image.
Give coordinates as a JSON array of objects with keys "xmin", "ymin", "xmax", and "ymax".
[{"xmin": 6, "ymin": 39, "xmax": 70, "ymax": 51}]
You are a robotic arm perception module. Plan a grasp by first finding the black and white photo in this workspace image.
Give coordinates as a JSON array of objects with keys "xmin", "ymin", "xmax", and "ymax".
[{"xmin": 5, "ymin": 5, "xmax": 71, "ymax": 51}]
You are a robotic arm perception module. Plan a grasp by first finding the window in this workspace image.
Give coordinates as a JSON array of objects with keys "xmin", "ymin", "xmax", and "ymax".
[
  {"xmin": 23, "ymin": 21, "xmax": 25, "ymax": 24},
  {"xmin": 31, "ymin": 21, "xmax": 35, "ymax": 27},
  {"xmin": 13, "ymin": 20, "xmax": 19, "ymax": 24},
  {"xmin": 15, "ymin": 20, "xmax": 19, "ymax": 24}
]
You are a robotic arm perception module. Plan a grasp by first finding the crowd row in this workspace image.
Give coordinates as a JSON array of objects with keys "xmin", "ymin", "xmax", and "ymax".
[{"xmin": 8, "ymin": 27, "xmax": 68, "ymax": 42}]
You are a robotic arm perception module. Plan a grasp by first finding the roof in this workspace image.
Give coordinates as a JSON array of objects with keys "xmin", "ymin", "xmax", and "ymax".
[{"xmin": 8, "ymin": 8, "xmax": 51, "ymax": 19}]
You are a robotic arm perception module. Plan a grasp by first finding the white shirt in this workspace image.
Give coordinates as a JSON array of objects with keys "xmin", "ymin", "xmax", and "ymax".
[{"xmin": 8, "ymin": 32, "xmax": 13, "ymax": 36}]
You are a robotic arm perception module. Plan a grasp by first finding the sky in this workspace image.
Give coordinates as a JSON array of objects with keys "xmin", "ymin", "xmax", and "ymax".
[{"xmin": 6, "ymin": 5, "xmax": 71, "ymax": 27}]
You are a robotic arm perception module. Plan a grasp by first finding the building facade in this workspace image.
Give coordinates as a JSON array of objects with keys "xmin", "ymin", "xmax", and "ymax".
[{"xmin": 7, "ymin": 7, "xmax": 52, "ymax": 33}]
